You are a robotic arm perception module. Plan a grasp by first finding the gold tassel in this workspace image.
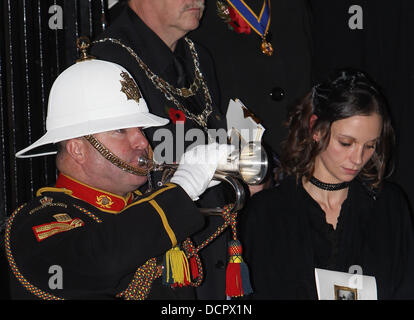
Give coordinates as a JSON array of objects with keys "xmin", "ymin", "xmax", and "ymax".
[{"xmin": 163, "ymin": 246, "xmax": 191, "ymax": 286}]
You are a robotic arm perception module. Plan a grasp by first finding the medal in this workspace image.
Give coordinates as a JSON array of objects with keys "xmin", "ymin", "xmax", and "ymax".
[
  {"xmin": 226, "ymin": 0, "xmax": 273, "ymax": 56},
  {"xmin": 261, "ymin": 37, "xmax": 273, "ymax": 56}
]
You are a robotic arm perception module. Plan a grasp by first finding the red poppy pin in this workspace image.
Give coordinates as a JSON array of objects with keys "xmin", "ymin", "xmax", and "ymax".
[{"xmin": 169, "ymin": 108, "xmax": 186, "ymax": 124}]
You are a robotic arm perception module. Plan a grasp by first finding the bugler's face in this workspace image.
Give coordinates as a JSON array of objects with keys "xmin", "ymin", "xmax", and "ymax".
[
  {"xmin": 313, "ymin": 113, "xmax": 382, "ymax": 183},
  {"xmin": 84, "ymin": 127, "xmax": 149, "ymax": 196}
]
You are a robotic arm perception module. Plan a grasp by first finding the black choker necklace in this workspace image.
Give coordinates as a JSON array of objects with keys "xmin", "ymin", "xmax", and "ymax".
[{"xmin": 309, "ymin": 176, "xmax": 349, "ymax": 191}]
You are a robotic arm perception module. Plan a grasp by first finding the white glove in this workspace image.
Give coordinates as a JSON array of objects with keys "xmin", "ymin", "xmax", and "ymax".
[{"xmin": 170, "ymin": 143, "xmax": 234, "ymax": 201}]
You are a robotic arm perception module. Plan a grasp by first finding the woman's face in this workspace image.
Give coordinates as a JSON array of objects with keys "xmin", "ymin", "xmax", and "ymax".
[{"xmin": 313, "ymin": 113, "xmax": 382, "ymax": 183}]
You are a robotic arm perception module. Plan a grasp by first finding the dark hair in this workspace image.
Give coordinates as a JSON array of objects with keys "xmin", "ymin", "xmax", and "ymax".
[{"xmin": 279, "ymin": 68, "xmax": 395, "ymax": 188}]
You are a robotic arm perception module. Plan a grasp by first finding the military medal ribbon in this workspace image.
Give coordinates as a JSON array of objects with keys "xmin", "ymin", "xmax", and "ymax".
[{"xmin": 226, "ymin": 0, "xmax": 273, "ymax": 56}]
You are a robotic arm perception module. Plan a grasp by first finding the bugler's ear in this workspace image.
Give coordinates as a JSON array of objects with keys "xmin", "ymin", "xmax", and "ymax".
[{"xmin": 65, "ymin": 138, "xmax": 88, "ymax": 164}]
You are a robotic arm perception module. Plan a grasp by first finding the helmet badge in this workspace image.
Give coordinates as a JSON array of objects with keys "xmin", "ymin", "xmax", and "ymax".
[{"xmin": 120, "ymin": 71, "xmax": 142, "ymax": 103}]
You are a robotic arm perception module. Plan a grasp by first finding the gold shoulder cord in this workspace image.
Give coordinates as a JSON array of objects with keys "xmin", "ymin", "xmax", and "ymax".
[{"xmin": 4, "ymin": 204, "xmax": 64, "ymax": 300}]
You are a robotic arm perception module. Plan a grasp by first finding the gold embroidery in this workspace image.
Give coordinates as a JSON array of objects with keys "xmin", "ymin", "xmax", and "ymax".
[
  {"xmin": 32, "ymin": 218, "xmax": 85, "ymax": 241},
  {"xmin": 96, "ymin": 195, "xmax": 114, "ymax": 208},
  {"xmin": 40, "ymin": 196, "xmax": 53, "ymax": 206},
  {"xmin": 29, "ymin": 202, "xmax": 68, "ymax": 215},
  {"xmin": 53, "ymin": 213, "xmax": 72, "ymax": 222}
]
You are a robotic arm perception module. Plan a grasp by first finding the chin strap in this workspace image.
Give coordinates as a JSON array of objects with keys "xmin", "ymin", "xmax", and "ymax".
[{"xmin": 84, "ymin": 134, "xmax": 153, "ymax": 176}]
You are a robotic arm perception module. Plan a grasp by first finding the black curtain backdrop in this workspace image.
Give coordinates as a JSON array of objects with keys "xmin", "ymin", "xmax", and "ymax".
[
  {"xmin": 0, "ymin": 0, "xmax": 107, "ymax": 299},
  {"xmin": 0, "ymin": 0, "xmax": 413, "ymax": 299}
]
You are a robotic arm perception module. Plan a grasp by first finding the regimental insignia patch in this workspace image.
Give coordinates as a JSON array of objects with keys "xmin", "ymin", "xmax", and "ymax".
[
  {"xmin": 120, "ymin": 71, "xmax": 142, "ymax": 103},
  {"xmin": 29, "ymin": 196, "xmax": 68, "ymax": 215},
  {"xmin": 39, "ymin": 196, "xmax": 53, "ymax": 206},
  {"xmin": 96, "ymin": 195, "xmax": 114, "ymax": 209},
  {"xmin": 32, "ymin": 214, "xmax": 85, "ymax": 242}
]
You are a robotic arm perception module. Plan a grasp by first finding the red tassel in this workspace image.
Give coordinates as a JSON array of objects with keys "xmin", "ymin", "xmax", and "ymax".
[
  {"xmin": 226, "ymin": 260, "xmax": 243, "ymax": 297},
  {"xmin": 189, "ymin": 256, "xmax": 199, "ymax": 279},
  {"xmin": 225, "ymin": 240, "xmax": 252, "ymax": 297}
]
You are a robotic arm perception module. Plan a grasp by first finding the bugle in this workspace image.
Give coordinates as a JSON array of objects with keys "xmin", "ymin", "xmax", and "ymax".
[{"xmin": 138, "ymin": 142, "xmax": 268, "ymax": 214}]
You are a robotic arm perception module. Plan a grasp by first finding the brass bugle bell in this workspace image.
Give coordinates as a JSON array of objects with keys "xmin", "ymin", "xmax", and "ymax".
[{"xmin": 138, "ymin": 142, "xmax": 268, "ymax": 215}]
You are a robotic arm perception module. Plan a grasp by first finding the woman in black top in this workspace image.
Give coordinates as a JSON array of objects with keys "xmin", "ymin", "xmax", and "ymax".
[{"xmin": 240, "ymin": 69, "xmax": 414, "ymax": 299}]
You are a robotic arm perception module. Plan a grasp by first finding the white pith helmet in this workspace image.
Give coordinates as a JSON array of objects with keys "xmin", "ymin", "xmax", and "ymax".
[{"xmin": 16, "ymin": 59, "xmax": 169, "ymax": 158}]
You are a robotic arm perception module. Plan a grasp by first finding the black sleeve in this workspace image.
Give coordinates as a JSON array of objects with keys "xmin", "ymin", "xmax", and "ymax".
[{"xmin": 389, "ymin": 186, "xmax": 414, "ymax": 299}]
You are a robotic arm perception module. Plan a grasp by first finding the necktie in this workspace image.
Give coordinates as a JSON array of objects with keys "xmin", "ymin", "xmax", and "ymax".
[{"xmin": 172, "ymin": 54, "xmax": 204, "ymax": 114}]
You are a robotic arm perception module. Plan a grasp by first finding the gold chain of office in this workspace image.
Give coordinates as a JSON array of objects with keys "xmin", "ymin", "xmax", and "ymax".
[{"xmin": 92, "ymin": 37, "xmax": 213, "ymax": 131}]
